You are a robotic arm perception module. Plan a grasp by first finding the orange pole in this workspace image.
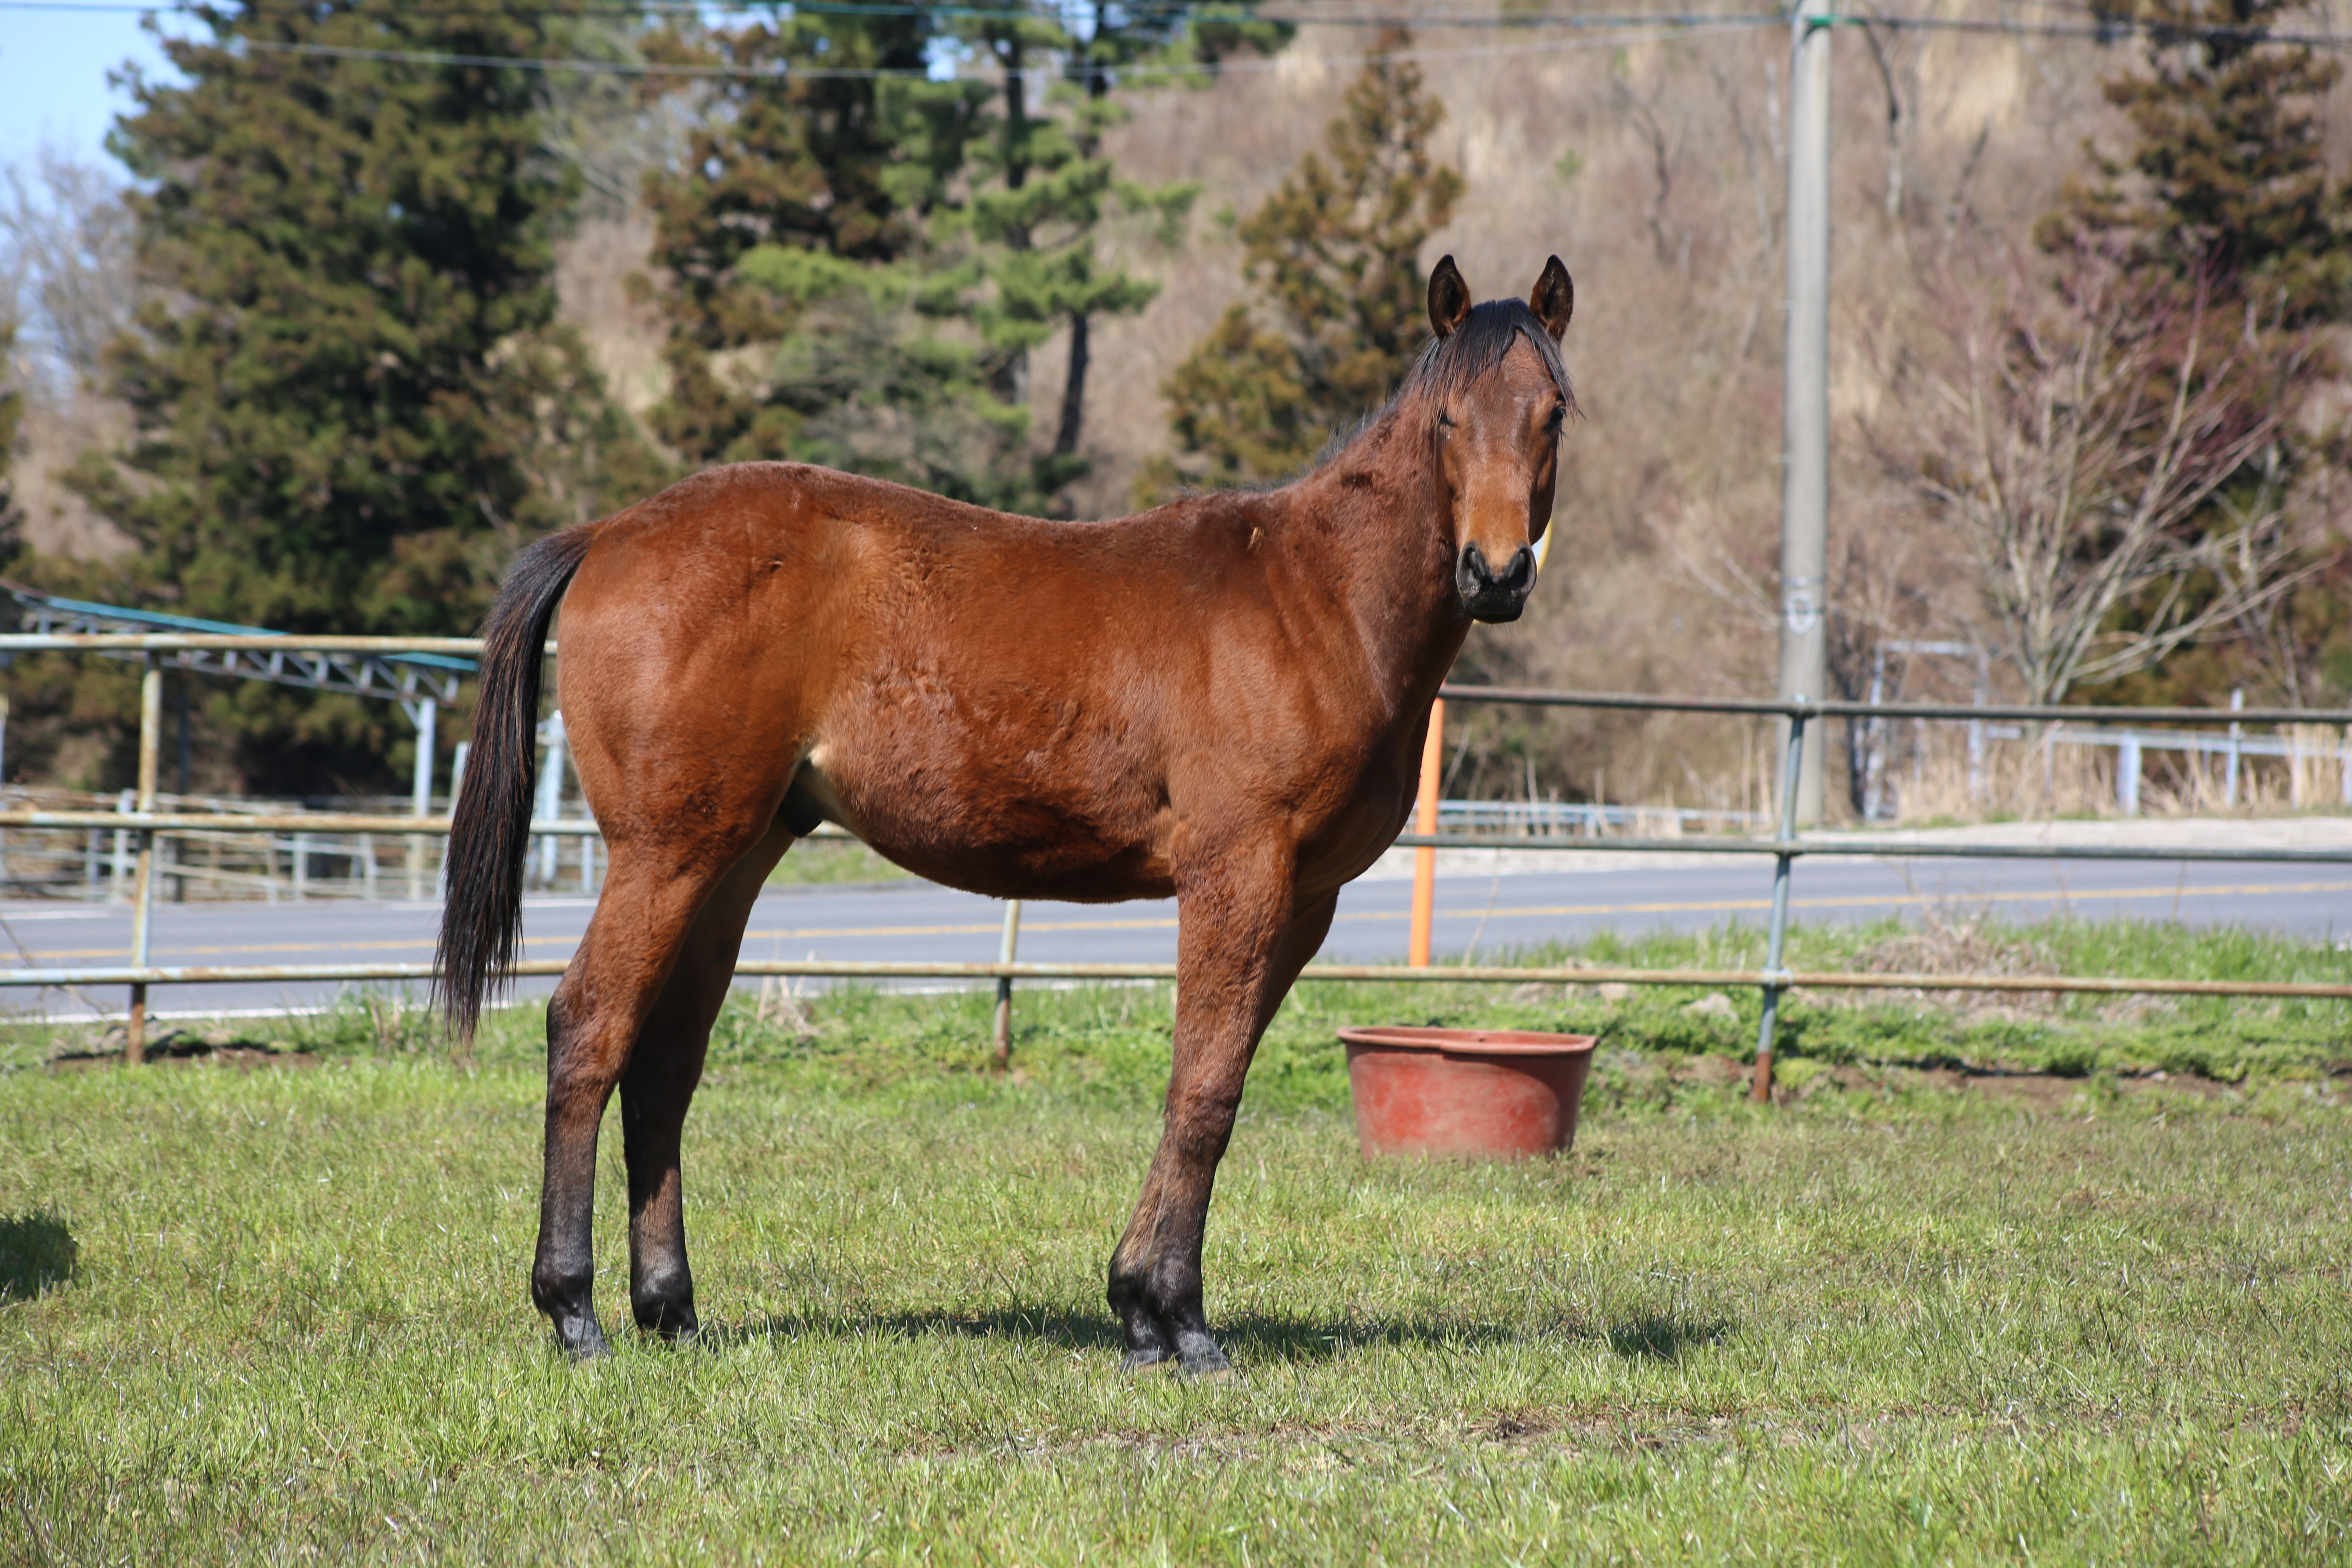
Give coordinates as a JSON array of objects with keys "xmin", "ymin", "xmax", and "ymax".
[{"xmin": 1409, "ymin": 698, "xmax": 1443, "ymax": 967}]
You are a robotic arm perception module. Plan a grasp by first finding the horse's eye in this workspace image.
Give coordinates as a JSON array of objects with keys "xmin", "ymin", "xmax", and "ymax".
[
  {"xmin": 1437, "ymin": 411, "xmax": 1455, "ymax": 431},
  {"xmin": 1546, "ymin": 403, "xmax": 1566, "ymax": 431}
]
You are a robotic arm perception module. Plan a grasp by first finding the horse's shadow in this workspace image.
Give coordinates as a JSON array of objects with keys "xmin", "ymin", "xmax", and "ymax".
[{"xmin": 702, "ymin": 1304, "xmax": 1733, "ymax": 1366}]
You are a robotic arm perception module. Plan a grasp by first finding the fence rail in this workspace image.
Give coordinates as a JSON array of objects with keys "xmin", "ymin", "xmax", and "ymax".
[
  {"xmin": 7, "ymin": 958, "xmax": 2350, "ymax": 1002},
  {"xmin": 1437, "ymin": 682, "xmax": 2352, "ymax": 726},
  {"xmin": 3, "ymin": 635, "xmax": 2345, "ymax": 1098}
]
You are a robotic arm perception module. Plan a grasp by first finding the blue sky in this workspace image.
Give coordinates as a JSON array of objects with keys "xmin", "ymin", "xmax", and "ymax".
[{"xmin": 0, "ymin": 3, "xmax": 189, "ymax": 168}]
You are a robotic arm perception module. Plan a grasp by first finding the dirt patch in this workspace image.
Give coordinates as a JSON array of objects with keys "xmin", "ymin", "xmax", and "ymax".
[
  {"xmin": 45, "ymin": 1029, "xmax": 320, "ymax": 1072},
  {"xmin": 1913, "ymin": 1067, "xmax": 2089, "ymax": 1111},
  {"xmin": 1668, "ymin": 1054, "xmax": 1751, "ymax": 1089},
  {"xmin": 1770, "ymin": 1058, "xmax": 2249, "ymax": 1111}
]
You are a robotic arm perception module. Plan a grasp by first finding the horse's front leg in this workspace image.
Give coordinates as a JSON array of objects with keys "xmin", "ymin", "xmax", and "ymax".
[{"xmin": 1109, "ymin": 860, "xmax": 1337, "ymax": 1377}]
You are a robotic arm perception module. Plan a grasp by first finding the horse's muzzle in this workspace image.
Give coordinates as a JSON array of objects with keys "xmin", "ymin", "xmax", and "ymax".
[{"xmin": 1456, "ymin": 542, "xmax": 1536, "ymax": 623}]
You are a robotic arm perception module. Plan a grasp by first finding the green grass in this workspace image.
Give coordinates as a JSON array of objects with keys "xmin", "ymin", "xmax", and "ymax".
[
  {"xmin": 764, "ymin": 834, "xmax": 912, "ymax": 886},
  {"xmin": 3, "ymin": 920, "xmax": 2350, "ymax": 1562}
]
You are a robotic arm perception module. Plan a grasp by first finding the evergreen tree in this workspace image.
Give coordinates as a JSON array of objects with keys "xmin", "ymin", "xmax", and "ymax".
[
  {"xmin": 734, "ymin": 246, "xmax": 1042, "ymax": 509},
  {"xmin": 636, "ymin": 7, "xmax": 987, "ymax": 464},
  {"xmin": 2052, "ymin": 0, "xmax": 2350, "ymax": 322},
  {"xmin": 963, "ymin": 0, "xmax": 1242, "ymax": 461},
  {"xmin": 937, "ymin": 0, "xmax": 1197, "ymax": 502},
  {"xmin": 2031, "ymin": 0, "xmax": 2352, "ymax": 705},
  {"xmin": 641, "ymin": 1, "xmax": 1205, "ymax": 514},
  {"xmin": 63, "ymin": 0, "xmax": 660, "ymax": 791},
  {"xmin": 1151, "ymin": 36, "xmax": 1463, "ymax": 492}
]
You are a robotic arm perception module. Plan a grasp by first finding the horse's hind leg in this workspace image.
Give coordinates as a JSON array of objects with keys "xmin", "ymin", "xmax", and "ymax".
[
  {"xmin": 619, "ymin": 821, "xmax": 793, "ymax": 1341},
  {"xmin": 532, "ymin": 824, "xmax": 782, "ymax": 1359}
]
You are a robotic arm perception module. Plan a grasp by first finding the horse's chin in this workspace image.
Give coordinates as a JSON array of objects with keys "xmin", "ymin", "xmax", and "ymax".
[{"xmin": 1462, "ymin": 592, "xmax": 1529, "ymax": 624}]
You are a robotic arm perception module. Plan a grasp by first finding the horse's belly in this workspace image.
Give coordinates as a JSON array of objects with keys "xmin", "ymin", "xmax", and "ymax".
[{"xmin": 792, "ymin": 756, "xmax": 1175, "ymax": 903}]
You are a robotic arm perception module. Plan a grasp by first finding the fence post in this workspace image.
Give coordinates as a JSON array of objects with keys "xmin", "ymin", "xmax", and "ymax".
[
  {"xmin": 992, "ymin": 899, "xmax": 1022, "ymax": 1069},
  {"xmin": 1409, "ymin": 698, "xmax": 1444, "ymax": 967},
  {"xmin": 407, "ymin": 695, "xmax": 436, "ymax": 900},
  {"xmin": 1862, "ymin": 650, "xmax": 1886, "ymax": 821},
  {"xmin": 126, "ymin": 655, "xmax": 160, "ymax": 1065},
  {"xmin": 438, "ymin": 741, "xmax": 469, "ymax": 901},
  {"xmin": 1751, "ymin": 701, "xmax": 1807, "ymax": 1105},
  {"xmin": 535, "ymin": 712, "xmax": 567, "ymax": 889},
  {"xmin": 111, "ymin": 788, "xmax": 132, "ymax": 900},
  {"xmin": 2118, "ymin": 734, "xmax": 2142, "ymax": 816},
  {"xmin": 2226, "ymin": 688, "xmax": 2242, "ymax": 807}
]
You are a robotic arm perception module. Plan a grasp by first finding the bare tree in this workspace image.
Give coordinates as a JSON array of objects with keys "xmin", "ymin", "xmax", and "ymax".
[
  {"xmin": 1613, "ymin": 76, "xmax": 1686, "ymax": 273},
  {"xmin": 1898, "ymin": 241, "xmax": 2310, "ymax": 707},
  {"xmin": 2197, "ymin": 436, "xmax": 2345, "ymax": 708},
  {"xmin": 0, "ymin": 145, "xmax": 138, "ymax": 402}
]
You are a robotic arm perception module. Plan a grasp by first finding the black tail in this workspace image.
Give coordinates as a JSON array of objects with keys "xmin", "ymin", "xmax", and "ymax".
[{"xmin": 436, "ymin": 526, "xmax": 595, "ymax": 1039}]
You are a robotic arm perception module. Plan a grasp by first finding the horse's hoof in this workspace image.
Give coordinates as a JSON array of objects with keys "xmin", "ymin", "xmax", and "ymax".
[
  {"xmin": 637, "ymin": 1312, "xmax": 701, "ymax": 1347},
  {"xmin": 1120, "ymin": 1348, "xmax": 1174, "ymax": 1374},
  {"xmin": 554, "ymin": 1316, "xmax": 612, "ymax": 1362},
  {"xmin": 1175, "ymin": 1337, "xmax": 1234, "ymax": 1381}
]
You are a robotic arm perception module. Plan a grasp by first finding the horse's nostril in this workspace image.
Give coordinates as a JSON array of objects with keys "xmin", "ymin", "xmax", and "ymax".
[{"xmin": 1501, "ymin": 546, "xmax": 1535, "ymax": 590}]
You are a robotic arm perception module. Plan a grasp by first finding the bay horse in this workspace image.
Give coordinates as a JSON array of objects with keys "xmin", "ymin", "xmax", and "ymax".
[{"xmin": 439, "ymin": 255, "xmax": 1577, "ymax": 1372}]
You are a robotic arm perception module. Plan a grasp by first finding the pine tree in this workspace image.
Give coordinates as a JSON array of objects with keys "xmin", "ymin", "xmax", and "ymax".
[
  {"xmin": 2051, "ymin": 0, "xmax": 2350, "ymax": 323},
  {"xmin": 641, "ymin": 2, "xmax": 1206, "ymax": 513},
  {"xmin": 734, "ymin": 246, "xmax": 1048, "ymax": 511},
  {"xmin": 1152, "ymin": 35, "xmax": 1463, "ymax": 492},
  {"xmin": 61, "ymin": 0, "xmax": 661, "ymax": 792},
  {"xmin": 938, "ymin": 0, "xmax": 1198, "ymax": 502},
  {"xmin": 2028, "ymin": 0, "xmax": 2352, "ymax": 705},
  {"xmin": 636, "ymin": 7, "xmax": 987, "ymax": 465},
  {"xmin": 1033, "ymin": 0, "xmax": 1265, "ymax": 466}
]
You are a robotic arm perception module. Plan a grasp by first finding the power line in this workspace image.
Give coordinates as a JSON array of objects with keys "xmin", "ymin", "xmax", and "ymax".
[
  {"xmin": 238, "ymin": 19, "xmax": 1778, "ymax": 79},
  {"xmin": 0, "ymin": 0, "xmax": 1787, "ymax": 25},
  {"xmin": 16, "ymin": 0, "xmax": 2350, "ymax": 52},
  {"xmin": 1835, "ymin": 9, "xmax": 2352, "ymax": 47}
]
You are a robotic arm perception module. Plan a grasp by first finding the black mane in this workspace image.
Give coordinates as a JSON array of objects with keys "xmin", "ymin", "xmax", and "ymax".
[
  {"xmin": 1402, "ymin": 297, "xmax": 1575, "ymax": 412},
  {"xmin": 1310, "ymin": 298, "xmax": 1575, "ymax": 476}
]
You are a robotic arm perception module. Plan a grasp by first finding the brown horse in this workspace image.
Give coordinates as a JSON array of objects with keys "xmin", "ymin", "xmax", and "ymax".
[{"xmin": 439, "ymin": 255, "xmax": 1576, "ymax": 1371}]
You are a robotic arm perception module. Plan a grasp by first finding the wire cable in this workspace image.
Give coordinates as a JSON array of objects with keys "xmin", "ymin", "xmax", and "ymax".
[
  {"xmin": 234, "ymin": 18, "xmax": 1777, "ymax": 78},
  {"xmin": 13, "ymin": 0, "xmax": 2345, "ymax": 54}
]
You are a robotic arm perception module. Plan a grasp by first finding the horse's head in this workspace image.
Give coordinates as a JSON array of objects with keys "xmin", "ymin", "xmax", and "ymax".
[{"xmin": 1420, "ymin": 255, "xmax": 1576, "ymax": 624}]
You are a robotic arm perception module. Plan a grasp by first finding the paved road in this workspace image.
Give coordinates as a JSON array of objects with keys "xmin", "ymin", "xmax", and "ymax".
[{"xmin": 2, "ymin": 851, "xmax": 2346, "ymax": 1021}]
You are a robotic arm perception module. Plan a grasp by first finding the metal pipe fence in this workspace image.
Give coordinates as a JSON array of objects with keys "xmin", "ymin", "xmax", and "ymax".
[{"xmin": 3, "ymin": 638, "xmax": 2347, "ymax": 1098}]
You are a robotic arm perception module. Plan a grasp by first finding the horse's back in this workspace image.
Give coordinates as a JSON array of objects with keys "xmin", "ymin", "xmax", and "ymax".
[{"xmin": 554, "ymin": 461, "xmax": 1403, "ymax": 899}]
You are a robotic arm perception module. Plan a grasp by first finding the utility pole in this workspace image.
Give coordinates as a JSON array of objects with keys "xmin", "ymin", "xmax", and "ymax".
[{"xmin": 1778, "ymin": 0, "xmax": 1833, "ymax": 825}]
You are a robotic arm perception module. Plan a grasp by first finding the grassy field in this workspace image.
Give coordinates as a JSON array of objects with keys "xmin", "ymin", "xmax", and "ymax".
[
  {"xmin": 764, "ymin": 835, "xmax": 912, "ymax": 887},
  {"xmin": 2, "ymin": 918, "xmax": 2350, "ymax": 1563}
]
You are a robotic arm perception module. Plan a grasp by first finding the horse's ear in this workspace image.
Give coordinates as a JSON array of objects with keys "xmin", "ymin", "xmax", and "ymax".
[
  {"xmin": 1427, "ymin": 255, "xmax": 1472, "ymax": 340},
  {"xmin": 1529, "ymin": 256, "xmax": 1574, "ymax": 342}
]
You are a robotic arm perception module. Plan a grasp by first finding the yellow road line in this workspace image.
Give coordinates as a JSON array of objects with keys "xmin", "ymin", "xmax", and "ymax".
[{"xmin": 13, "ymin": 878, "xmax": 2347, "ymax": 962}]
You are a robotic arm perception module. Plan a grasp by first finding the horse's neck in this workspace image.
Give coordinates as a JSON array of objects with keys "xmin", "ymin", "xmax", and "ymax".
[{"xmin": 1282, "ymin": 411, "xmax": 1466, "ymax": 721}]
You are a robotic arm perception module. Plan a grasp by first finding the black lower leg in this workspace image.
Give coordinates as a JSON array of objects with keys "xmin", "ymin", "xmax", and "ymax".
[
  {"xmin": 1107, "ymin": 1260, "xmax": 1176, "ymax": 1370},
  {"xmin": 532, "ymin": 1102, "xmax": 611, "ymax": 1360},
  {"xmin": 621, "ymin": 1081, "xmax": 699, "ymax": 1342},
  {"xmin": 1108, "ymin": 1178, "xmax": 1228, "ymax": 1377},
  {"xmin": 1150, "ymin": 1249, "xmax": 1229, "ymax": 1376}
]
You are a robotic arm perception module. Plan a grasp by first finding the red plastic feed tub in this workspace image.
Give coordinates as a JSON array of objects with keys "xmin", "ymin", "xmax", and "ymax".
[{"xmin": 1338, "ymin": 1026, "xmax": 1598, "ymax": 1160}]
